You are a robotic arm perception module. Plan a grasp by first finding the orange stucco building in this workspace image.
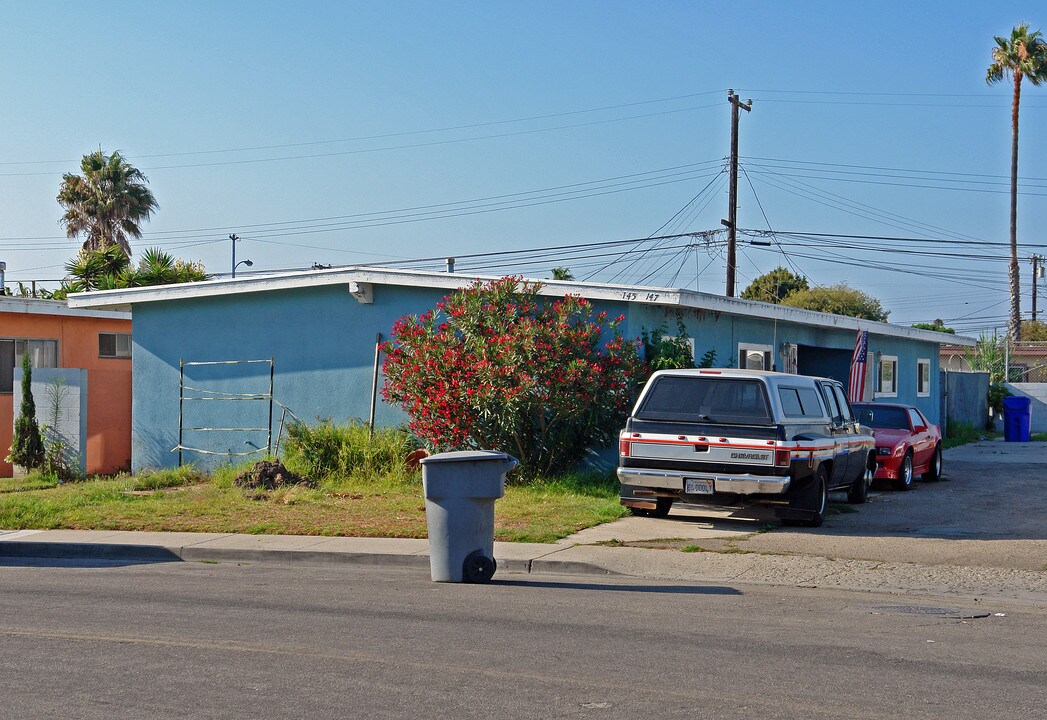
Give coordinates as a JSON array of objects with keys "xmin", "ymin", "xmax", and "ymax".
[{"xmin": 1, "ymin": 297, "xmax": 132, "ymax": 477}]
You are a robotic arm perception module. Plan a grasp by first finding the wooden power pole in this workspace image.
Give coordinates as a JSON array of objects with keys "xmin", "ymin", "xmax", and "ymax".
[
  {"xmin": 725, "ymin": 90, "xmax": 751, "ymax": 297},
  {"xmin": 1033, "ymin": 254, "xmax": 1043, "ymax": 322}
]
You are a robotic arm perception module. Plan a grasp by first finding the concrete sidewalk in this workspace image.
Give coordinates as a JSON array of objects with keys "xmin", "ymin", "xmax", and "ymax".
[{"xmin": 3, "ymin": 527, "xmax": 1046, "ymax": 606}]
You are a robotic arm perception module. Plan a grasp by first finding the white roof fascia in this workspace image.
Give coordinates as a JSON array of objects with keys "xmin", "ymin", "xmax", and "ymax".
[
  {"xmin": 0, "ymin": 296, "xmax": 131, "ymax": 321},
  {"xmin": 65, "ymin": 265, "xmax": 973, "ymax": 346}
]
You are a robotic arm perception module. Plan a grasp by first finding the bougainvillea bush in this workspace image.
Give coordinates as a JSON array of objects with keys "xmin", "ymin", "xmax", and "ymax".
[{"xmin": 381, "ymin": 276, "xmax": 645, "ymax": 476}]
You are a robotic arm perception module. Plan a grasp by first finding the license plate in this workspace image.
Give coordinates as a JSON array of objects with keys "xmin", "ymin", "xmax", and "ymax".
[{"xmin": 684, "ymin": 478, "xmax": 714, "ymax": 495}]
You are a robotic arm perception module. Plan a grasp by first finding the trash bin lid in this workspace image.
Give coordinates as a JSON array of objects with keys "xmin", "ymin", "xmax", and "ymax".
[
  {"xmin": 419, "ymin": 450, "xmax": 516, "ymax": 465},
  {"xmin": 1002, "ymin": 396, "xmax": 1032, "ymax": 410}
]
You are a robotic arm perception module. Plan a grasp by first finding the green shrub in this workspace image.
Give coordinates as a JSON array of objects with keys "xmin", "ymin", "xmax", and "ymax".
[
  {"xmin": 127, "ymin": 466, "xmax": 204, "ymax": 491},
  {"xmin": 282, "ymin": 419, "xmax": 415, "ymax": 480},
  {"xmin": 943, "ymin": 419, "xmax": 982, "ymax": 449},
  {"xmin": 987, "ymin": 383, "xmax": 1011, "ymax": 429},
  {"xmin": 642, "ymin": 319, "xmax": 694, "ymax": 371},
  {"xmin": 381, "ymin": 276, "xmax": 645, "ymax": 477},
  {"xmin": 8, "ymin": 353, "xmax": 45, "ymax": 470}
]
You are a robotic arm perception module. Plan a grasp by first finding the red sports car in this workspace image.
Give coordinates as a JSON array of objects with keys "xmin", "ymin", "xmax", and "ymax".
[{"xmin": 851, "ymin": 403, "xmax": 943, "ymax": 491}]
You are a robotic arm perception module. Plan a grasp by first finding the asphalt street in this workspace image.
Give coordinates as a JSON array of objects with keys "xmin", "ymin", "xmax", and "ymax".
[{"xmin": 2, "ymin": 560, "xmax": 1044, "ymax": 720}]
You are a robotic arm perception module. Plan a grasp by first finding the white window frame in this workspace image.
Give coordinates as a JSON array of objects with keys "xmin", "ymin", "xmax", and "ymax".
[
  {"xmin": 0, "ymin": 337, "xmax": 59, "ymax": 394},
  {"xmin": 917, "ymin": 358, "xmax": 931, "ymax": 397},
  {"xmin": 876, "ymin": 354, "xmax": 898, "ymax": 398},
  {"xmin": 99, "ymin": 331, "xmax": 132, "ymax": 359},
  {"xmin": 737, "ymin": 343, "xmax": 773, "ymax": 371}
]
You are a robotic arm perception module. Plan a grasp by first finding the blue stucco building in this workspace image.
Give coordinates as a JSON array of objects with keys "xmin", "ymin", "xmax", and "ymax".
[{"xmin": 69, "ymin": 267, "xmax": 973, "ymax": 472}]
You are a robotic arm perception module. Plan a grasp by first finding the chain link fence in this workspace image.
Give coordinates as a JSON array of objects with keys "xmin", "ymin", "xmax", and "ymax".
[
  {"xmin": 941, "ymin": 336, "xmax": 1047, "ymax": 433},
  {"xmin": 940, "ymin": 337, "xmax": 1047, "ymax": 384}
]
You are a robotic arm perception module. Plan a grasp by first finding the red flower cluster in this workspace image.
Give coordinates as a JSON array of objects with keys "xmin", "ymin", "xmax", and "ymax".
[{"xmin": 381, "ymin": 276, "xmax": 645, "ymax": 475}]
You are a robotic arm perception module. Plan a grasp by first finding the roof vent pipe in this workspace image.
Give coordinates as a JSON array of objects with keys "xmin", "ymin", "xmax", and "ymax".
[{"xmin": 446, "ymin": 257, "xmax": 455, "ymax": 273}]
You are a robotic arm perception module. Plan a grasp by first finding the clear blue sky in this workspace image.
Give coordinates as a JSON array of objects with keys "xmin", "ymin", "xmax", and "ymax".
[{"xmin": 1, "ymin": 1, "xmax": 1043, "ymax": 335}]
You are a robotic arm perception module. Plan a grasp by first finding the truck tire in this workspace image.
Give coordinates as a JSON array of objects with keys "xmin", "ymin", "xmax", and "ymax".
[
  {"xmin": 785, "ymin": 465, "xmax": 828, "ymax": 527},
  {"xmin": 847, "ymin": 453, "xmax": 875, "ymax": 504}
]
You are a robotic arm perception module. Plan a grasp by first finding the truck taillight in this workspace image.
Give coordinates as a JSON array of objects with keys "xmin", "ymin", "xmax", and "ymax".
[
  {"xmin": 619, "ymin": 438, "xmax": 631, "ymax": 457},
  {"xmin": 774, "ymin": 449, "xmax": 791, "ymax": 467}
]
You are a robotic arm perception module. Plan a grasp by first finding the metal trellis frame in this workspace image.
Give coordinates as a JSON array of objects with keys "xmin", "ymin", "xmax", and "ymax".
[{"xmin": 175, "ymin": 357, "xmax": 274, "ymax": 467}]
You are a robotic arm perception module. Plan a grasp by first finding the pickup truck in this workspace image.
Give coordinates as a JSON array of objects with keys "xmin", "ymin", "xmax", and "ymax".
[{"xmin": 617, "ymin": 369, "xmax": 876, "ymax": 527}]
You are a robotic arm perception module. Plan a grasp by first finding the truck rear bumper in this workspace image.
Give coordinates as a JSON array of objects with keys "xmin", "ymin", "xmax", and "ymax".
[{"xmin": 617, "ymin": 467, "xmax": 791, "ymax": 496}]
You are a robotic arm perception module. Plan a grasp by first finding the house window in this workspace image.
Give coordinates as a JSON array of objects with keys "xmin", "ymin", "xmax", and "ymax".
[
  {"xmin": 738, "ymin": 343, "xmax": 773, "ymax": 371},
  {"xmin": 917, "ymin": 358, "xmax": 931, "ymax": 397},
  {"xmin": 876, "ymin": 355, "xmax": 898, "ymax": 397},
  {"xmin": 0, "ymin": 338, "xmax": 59, "ymax": 393},
  {"xmin": 99, "ymin": 332, "xmax": 132, "ymax": 359}
]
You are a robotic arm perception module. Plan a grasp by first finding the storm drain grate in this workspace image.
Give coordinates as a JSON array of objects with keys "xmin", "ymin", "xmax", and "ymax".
[{"xmin": 872, "ymin": 605, "xmax": 990, "ymax": 619}]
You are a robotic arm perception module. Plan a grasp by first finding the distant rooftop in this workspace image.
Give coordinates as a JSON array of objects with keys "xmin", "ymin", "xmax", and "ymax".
[{"xmin": 0, "ymin": 295, "xmax": 131, "ymax": 321}]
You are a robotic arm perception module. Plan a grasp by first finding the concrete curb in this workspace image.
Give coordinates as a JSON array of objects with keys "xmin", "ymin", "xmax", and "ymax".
[
  {"xmin": 0, "ymin": 539, "xmax": 621, "ymax": 578},
  {"xmin": 1, "ymin": 535, "xmax": 1043, "ymax": 605}
]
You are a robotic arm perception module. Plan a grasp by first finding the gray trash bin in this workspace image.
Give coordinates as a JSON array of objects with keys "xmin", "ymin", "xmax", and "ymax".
[{"xmin": 420, "ymin": 450, "xmax": 518, "ymax": 583}]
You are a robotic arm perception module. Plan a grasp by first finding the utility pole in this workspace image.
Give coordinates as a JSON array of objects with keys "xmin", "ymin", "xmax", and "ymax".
[
  {"xmin": 1033, "ymin": 254, "xmax": 1043, "ymax": 322},
  {"xmin": 724, "ymin": 89, "xmax": 751, "ymax": 297},
  {"xmin": 230, "ymin": 234, "xmax": 240, "ymax": 278}
]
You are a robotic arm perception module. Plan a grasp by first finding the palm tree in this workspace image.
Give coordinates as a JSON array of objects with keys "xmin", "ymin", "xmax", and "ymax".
[
  {"xmin": 63, "ymin": 244, "xmax": 131, "ymax": 293},
  {"xmin": 53, "ymin": 246, "xmax": 209, "ymax": 299},
  {"xmin": 987, "ymin": 23, "xmax": 1047, "ymax": 342},
  {"xmin": 57, "ymin": 150, "xmax": 159, "ymax": 256},
  {"xmin": 128, "ymin": 247, "xmax": 209, "ymax": 286}
]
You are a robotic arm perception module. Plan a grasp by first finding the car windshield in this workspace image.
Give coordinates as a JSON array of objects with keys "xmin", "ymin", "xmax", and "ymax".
[
  {"xmin": 854, "ymin": 405, "xmax": 910, "ymax": 431},
  {"xmin": 636, "ymin": 376, "xmax": 772, "ymax": 424}
]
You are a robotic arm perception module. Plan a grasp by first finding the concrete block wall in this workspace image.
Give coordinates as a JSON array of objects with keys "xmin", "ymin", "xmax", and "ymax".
[
  {"xmin": 13, "ymin": 368, "xmax": 88, "ymax": 475},
  {"xmin": 1006, "ymin": 383, "xmax": 1047, "ymax": 433}
]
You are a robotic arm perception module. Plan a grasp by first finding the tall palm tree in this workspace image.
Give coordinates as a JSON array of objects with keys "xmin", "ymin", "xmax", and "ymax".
[
  {"xmin": 987, "ymin": 23, "xmax": 1047, "ymax": 342},
  {"xmin": 57, "ymin": 150, "xmax": 159, "ymax": 256}
]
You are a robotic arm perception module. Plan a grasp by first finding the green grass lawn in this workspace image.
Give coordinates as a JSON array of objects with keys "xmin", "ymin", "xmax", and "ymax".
[{"xmin": 0, "ymin": 465, "xmax": 628, "ymax": 544}]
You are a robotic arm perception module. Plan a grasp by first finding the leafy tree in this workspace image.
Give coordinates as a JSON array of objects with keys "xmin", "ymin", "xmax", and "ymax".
[
  {"xmin": 781, "ymin": 284, "xmax": 889, "ymax": 321},
  {"xmin": 381, "ymin": 276, "xmax": 645, "ymax": 476},
  {"xmin": 740, "ymin": 267, "xmax": 809, "ymax": 304},
  {"xmin": 912, "ymin": 319, "xmax": 956, "ymax": 334},
  {"xmin": 124, "ymin": 247, "xmax": 208, "ymax": 287},
  {"xmin": 1019, "ymin": 319, "xmax": 1047, "ymax": 340},
  {"xmin": 964, "ymin": 332, "xmax": 1006, "ymax": 384},
  {"xmin": 987, "ymin": 23, "xmax": 1047, "ymax": 341},
  {"xmin": 57, "ymin": 150, "xmax": 159, "ymax": 256},
  {"xmin": 51, "ymin": 247, "xmax": 208, "ymax": 298},
  {"xmin": 7, "ymin": 353, "xmax": 45, "ymax": 470},
  {"xmin": 62, "ymin": 245, "xmax": 131, "ymax": 293},
  {"xmin": 551, "ymin": 267, "xmax": 574, "ymax": 281},
  {"xmin": 642, "ymin": 319, "xmax": 694, "ymax": 371}
]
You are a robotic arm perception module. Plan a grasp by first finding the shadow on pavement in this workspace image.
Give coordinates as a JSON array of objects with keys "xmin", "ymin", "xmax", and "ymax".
[
  {"xmin": 494, "ymin": 579, "xmax": 741, "ymax": 595},
  {"xmin": 0, "ymin": 557, "xmax": 172, "ymax": 569},
  {"xmin": 0, "ymin": 542, "xmax": 182, "ymax": 566}
]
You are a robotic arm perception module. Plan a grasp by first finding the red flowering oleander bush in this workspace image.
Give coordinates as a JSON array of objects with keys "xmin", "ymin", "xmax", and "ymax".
[{"xmin": 381, "ymin": 276, "xmax": 645, "ymax": 476}]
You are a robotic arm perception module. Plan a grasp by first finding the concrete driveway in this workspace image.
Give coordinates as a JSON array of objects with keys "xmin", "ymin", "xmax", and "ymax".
[{"xmin": 564, "ymin": 439, "xmax": 1047, "ymax": 572}]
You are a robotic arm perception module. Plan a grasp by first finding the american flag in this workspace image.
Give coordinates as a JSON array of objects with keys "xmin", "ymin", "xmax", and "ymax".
[{"xmin": 848, "ymin": 330, "xmax": 869, "ymax": 402}]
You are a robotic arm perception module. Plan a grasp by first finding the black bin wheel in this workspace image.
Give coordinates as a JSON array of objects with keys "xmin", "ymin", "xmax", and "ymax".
[{"xmin": 463, "ymin": 551, "xmax": 497, "ymax": 583}]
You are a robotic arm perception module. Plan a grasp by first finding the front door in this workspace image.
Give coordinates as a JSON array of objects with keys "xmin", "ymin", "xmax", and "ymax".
[{"xmin": 817, "ymin": 381, "xmax": 854, "ymax": 484}]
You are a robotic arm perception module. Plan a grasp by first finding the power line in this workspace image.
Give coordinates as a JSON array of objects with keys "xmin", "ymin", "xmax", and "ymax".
[
  {"xmin": 0, "ymin": 160, "xmax": 725, "ymax": 244},
  {"xmin": 0, "ymin": 104, "xmax": 726, "ymax": 177},
  {"xmin": 743, "ymin": 155, "xmax": 1047, "ymax": 184},
  {"xmin": 0, "ymin": 90, "xmax": 730, "ymax": 167}
]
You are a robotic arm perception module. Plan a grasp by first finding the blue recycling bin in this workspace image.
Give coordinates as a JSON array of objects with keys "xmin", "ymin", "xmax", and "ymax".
[{"xmin": 1002, "ymin": 395, "xmax": 1032, "ymax": 442}]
